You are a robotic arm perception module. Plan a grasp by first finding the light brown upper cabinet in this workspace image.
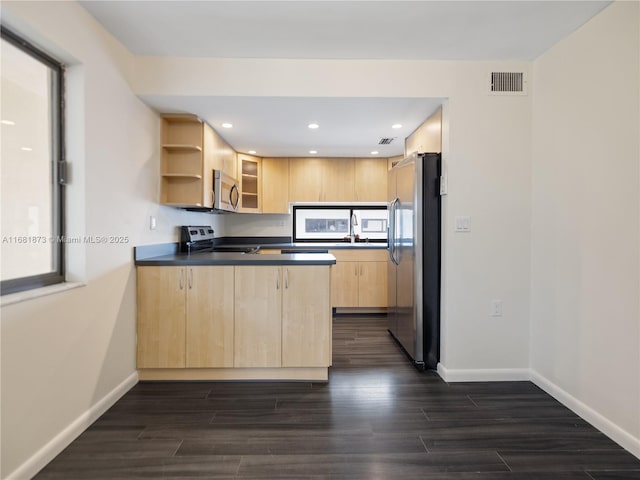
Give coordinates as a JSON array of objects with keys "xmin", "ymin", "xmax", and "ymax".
[
  {"xmin": 262, "ymin": 157, "xmax": 290, "ymax": 214},
  {"xmin": 405, "ymin": 107, "xmax": 442, "ymax": 156},
  {"xmin": 205, "ymin": 124, "xmax": 237, "ymax": 180},
  {"xmin": 160, "ymin": 115, "xmax": 206, "ymax": 207},
  {"xmin": 354, "ymin": 158, "xmax": 388, "ymax": 202},
  {"xmin": 237, "ymin": 153, "xmax": 262, "ymax": 213},
  {"xmin": 160, "ymin": 114, "xmax": 236, "ymax": 208},
  {"xmin": 289, "ymin": 158, "xmax": 355, "ymax": 202}
]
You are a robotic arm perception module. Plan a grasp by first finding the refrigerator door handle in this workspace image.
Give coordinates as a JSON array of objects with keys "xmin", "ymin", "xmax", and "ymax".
[{"xmin": 389, "ymin": 197, "xmax": 400, "ymax": 265}]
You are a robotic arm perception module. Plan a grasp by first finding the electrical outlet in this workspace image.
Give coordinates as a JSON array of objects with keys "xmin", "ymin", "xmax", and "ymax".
[
  {"xmin": 491, "ymin": 300, "xmax": 503, "ymax": 317},
  {"xmin": 278, "ymin": 220, "xmax": 285, "ymax": 227},
  {"xmin": 149, "ymin": 216, "xmax": 157, "ymax": 230}
]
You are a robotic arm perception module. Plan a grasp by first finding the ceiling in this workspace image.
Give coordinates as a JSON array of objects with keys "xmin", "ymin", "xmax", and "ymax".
[{"xmin": 80, "ymin": 0, "xmax": 610, "ymax": 158}]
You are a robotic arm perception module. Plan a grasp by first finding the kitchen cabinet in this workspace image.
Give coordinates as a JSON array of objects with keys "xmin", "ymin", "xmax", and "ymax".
[
  {"xmin": 136, "ymin": 266, "xmax": 234, "ymax": 369},
  {"xmin": 160, "ymin": 115, "xmax": 206, "ymax": 208},
  {"xmin": 322, "ymin": 158, "xmax": 355, "ymax": 201},
  {"xmin": 289, "ymin": 158, "xmax": 355, "ymax": 202},
  {"xmin": 160, "ymin": 114, "xmax": 236, "ymax": 208},
  {"xmin": 262, "ymin": 157, "xmax": 290, "ymax": 214},
  {"xmin": 137, "ymin": 267, "xmax": 186, "ymax": 368},
  {"xmin": 329, "ymin": 249, "xmax": 388, "ymax": 308},
  {"xmin": 282, "ymin": 266, "xmax": 332, "ymax": 367},
  {"xmin": 329, "ymin": 261, "xmax": 359, "ymax": 307},
  {"xmin": 405, "ymin": 107, "xmax": 442, "ymax": 156},
  {"xmin": 355, "ymin": 158, "xmax": 388, "ymax": 202},
  {"xmin": 237, "ymin": 153, "xmax": 262, "ymax": 213},
  {"xmin": 204, "ymin": 123, "xmax": 236, "ymax": 180},
  {"xmin": 186, "ymin": 267, "xmax": 235, "ymax": 368},
  {"xmin": 234, "ymin": 265, "xmax": 331, "ymax": 368},
  {"xmin": 234, "ymin": 266, "xmax": 282, "ymax": 367}
]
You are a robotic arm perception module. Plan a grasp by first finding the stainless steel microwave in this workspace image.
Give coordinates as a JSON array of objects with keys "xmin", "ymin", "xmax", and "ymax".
[{"xmin": 213, "ymin": 170, "xmax": 239, "ymax": 212}]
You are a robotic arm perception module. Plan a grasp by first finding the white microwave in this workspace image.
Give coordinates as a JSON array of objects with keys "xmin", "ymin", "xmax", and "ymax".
[{"xmin": 213, "ymin": 170, "xmax": 239, "ymax": 212}]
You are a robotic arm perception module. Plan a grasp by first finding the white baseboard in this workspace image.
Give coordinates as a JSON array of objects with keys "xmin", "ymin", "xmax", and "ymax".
[
  {"xmin": 6, "ymin": 371, "xmax": 138, "ymax": 480},
  {"xmin": 530, "ymin": 369, "xmax": 640, "ymax": 460},
  {"xmin": 437, "ymin": 363, "xmax": 531, "ymax": 382}
]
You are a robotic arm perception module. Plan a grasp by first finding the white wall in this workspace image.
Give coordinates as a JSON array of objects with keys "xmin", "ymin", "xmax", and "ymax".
[
  {"xmin": 134, "ymin": 57, "xmax": 534, "ymax": 375},
  {"xmin": 530, "ymin": 1, "xmax": 640, "ymax": 456},
  {"xmin": 0, "ymin": 2, "xmax": 223, "ymax": 478}
]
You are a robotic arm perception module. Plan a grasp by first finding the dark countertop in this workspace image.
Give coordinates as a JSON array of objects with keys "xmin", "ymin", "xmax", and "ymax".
[
  {"xmin": 135, "ymin": 251, "xmax": 336, "ymax": 267},
  {"xmin": 254, "ymin": 242, "xmax": 387, "ymax": 250},
  {"xmin": 133, "ymin": 236, "xmax": 386, "ymax": 266}
]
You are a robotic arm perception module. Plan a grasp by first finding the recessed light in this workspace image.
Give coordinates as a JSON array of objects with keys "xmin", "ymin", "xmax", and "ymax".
[
  {"xmin": 370, "ymin": 151, "xmax": 379, "ymax": 155},
  {"xmin": 21, "ymin": 147, "xmax": 33, "ymax": 151},
  {"xmin": 221, "ymin": 123, "xmax": 233, "ymax": 128},
  {"xmin": 308, "ymin": 123, "xmax": 319, "ymax": 129},
  {"xmin": 309, "ymin": 150, "xmax": 318, "ymax": 154},
  {"xmin": 1, "ymin": 120, "xmax": 16, "ymax": 126},
  {"xmin": 392, "ymin": 124, "xmax": 402, "ymax": 129},
  {"xmin": 248, "ymin": 150, "xmax": 256, "ymax": 154}
]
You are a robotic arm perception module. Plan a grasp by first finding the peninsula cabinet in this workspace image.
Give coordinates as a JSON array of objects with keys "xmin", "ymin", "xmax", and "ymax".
[
  {"xmin": 234, "ymin": 265, "xmax": 331, "ymax": 368},
  {"xmin": 136, "ymin": 266, "xmax": 234, "ymax": 369},
  {"xmin": 329, "ymin": 249, "xmax": 388, "ymax": 308},
  {"xmin": 137, "ymin": 264, "xmax": 332, "ymax": 381}
]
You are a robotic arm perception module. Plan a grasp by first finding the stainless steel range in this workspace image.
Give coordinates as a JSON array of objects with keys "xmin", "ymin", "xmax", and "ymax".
[{"xmin": 180, "ymin": 226, "xmax": 260, "ymax": 254}]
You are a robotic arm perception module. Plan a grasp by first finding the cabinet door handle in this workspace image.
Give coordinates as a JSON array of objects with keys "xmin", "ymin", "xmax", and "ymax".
[
  {"xmin": 188, "ymin": 268, "xmax": 193, "ymax": 289},
  {"xmin": 285, "ymin": 268, "xmax": 289, "ymax": 289},
  {"xmin": 276, "ymin": 270, "xmax": 280, "ymax": 290},
  {"xmin": 179, "ymin": 268, "xmax": 184, "ymax": 290},
  {"xmin": 355, "ymin": 265, "xmax": 358, "ymax": 276}
]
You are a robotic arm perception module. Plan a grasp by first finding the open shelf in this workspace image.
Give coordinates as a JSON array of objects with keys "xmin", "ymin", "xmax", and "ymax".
[
  {"xmin": 161, "ymin": 173, "xmax": 202, "ymax": 179},
  {"xmin": 162, "ymin": 144, "xmax": 202, "ymax": 153}
]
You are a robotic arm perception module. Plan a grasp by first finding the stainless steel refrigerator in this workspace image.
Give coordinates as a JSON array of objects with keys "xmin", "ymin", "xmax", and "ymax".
[{"xmin": 387, "ymin": 152, "xmax": 441, "ymax": 369}]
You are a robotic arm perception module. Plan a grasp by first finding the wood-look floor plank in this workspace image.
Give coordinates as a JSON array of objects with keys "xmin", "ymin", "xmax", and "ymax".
[{"xmin": 34, "ymin": 316, "xmax": 640, "ymax": 479}]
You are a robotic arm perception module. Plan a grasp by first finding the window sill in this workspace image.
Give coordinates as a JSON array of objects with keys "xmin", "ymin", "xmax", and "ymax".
[{"xmin": 1, "ymin": 282, "xmax": 85, "ymax": 307}]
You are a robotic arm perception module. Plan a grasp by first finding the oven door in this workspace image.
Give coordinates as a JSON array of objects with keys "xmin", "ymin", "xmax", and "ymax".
[{"xmin": 213, "ymin": 170, "xmax": 240, "ymax": 212}]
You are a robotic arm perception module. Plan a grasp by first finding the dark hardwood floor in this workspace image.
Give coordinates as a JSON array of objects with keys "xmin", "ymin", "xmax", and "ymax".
[{"xmin": 36, "ymin": 316, "xmax": 640, "ymax": 479}]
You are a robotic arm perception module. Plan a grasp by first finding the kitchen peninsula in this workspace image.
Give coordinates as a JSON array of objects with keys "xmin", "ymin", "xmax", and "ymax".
[{"xmin": 135, "ymin": 245, "xmax": 335, "ymax": 381}]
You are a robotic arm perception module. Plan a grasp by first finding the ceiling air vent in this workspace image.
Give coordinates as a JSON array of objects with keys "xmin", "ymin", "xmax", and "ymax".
[
  {"xmin": 489, "ymin": 72, "xmax": 527, "ymax": 95},
  {"xmin": 378, "ymin": 137, "xmax": 395, "ymax": 145}
]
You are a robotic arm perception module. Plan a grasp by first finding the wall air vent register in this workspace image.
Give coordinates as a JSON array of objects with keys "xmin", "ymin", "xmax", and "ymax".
[{"xmin": 489, "ymin": 72, "xmax": 527, "ymax": 95}]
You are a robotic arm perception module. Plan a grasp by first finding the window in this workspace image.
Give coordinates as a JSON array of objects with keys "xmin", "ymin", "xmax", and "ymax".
[
  {"xmin": 293, "ymin": 205, "xmax": 388, "ymax": 243},
  {"xmin": 1, "ymin": 27, "xmax": 65, "ymax": 295}
]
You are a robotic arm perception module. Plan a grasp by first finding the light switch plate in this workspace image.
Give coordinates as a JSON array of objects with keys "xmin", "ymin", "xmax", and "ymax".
[
  {"xmin": 440, "ymin": 174, "xmax": 448, "ymax": 195},
  {"xmin": 455, "ymin": 216, "xmax": 470, "ymax": 232}
]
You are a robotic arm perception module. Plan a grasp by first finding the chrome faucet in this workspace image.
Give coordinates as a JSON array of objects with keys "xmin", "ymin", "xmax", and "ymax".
[{"xmin": 350, "ymin": 213, "xmax": 358, "ymax": 243}]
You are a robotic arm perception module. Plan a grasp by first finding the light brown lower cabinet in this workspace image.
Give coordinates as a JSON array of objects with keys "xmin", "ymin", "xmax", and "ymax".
[
  {"xmin": 234, "ymin": 266, "xmax": 282, "ymax": 367},
  {"xmin": 137, "ymin": 264, "xmax": 332, "ymax": 377},
  {"xmin": 329, "ymin": 249, "xmax": 388, "ymax": 308},
  {"xmin": 137, "ymin": 266, "xmax": 234, "ymax": 369},
  {"xmin": 234, "ymin": 265, "xmax": 332, "ymax": 368}
]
